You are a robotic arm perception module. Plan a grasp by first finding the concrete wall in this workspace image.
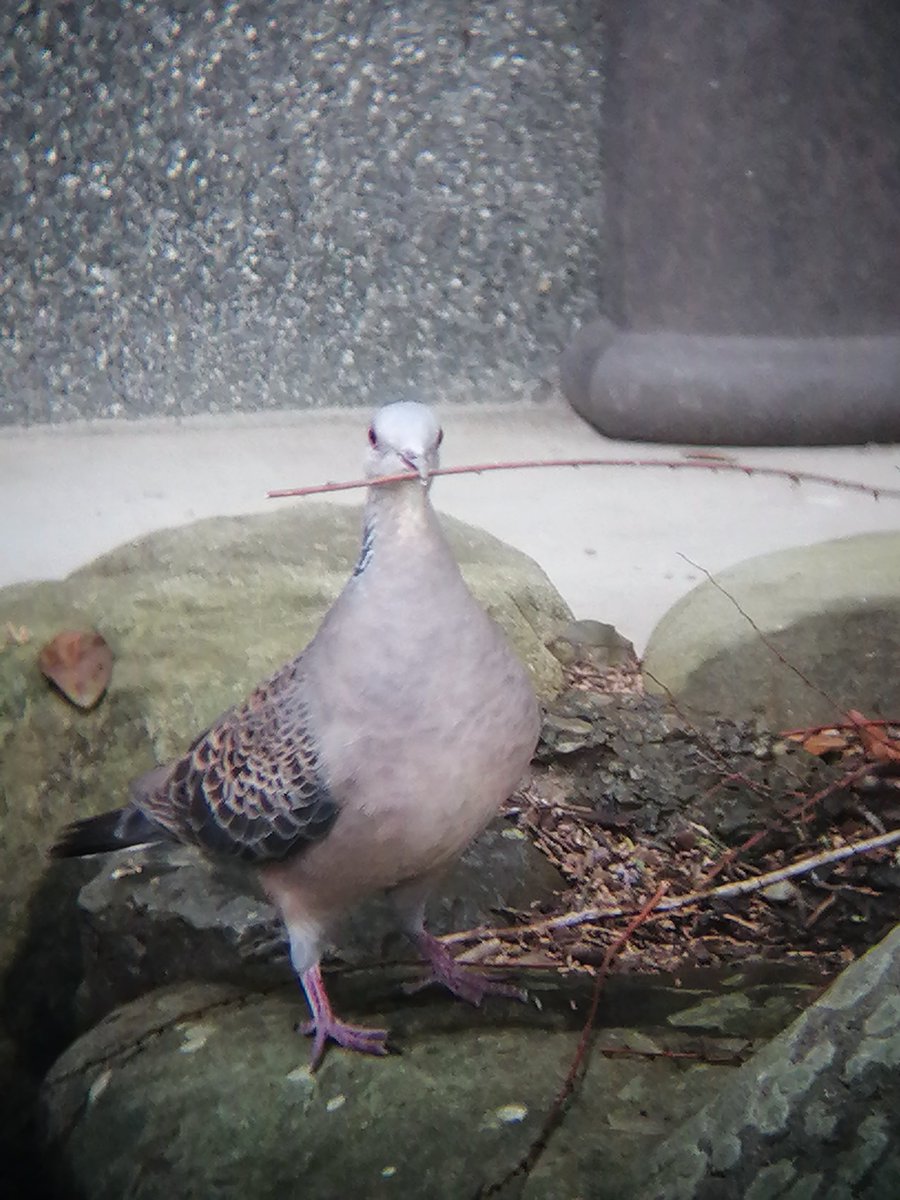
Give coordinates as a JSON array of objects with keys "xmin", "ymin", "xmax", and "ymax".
[{"xmin": 0, "ymin": 1, "xmax": 602, "ymax": 424}]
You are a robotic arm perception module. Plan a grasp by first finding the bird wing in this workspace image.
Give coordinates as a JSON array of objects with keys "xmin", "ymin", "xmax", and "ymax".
[{"xmin": 135, "ymin": 659, "xmax": 338, "ymax": 863}]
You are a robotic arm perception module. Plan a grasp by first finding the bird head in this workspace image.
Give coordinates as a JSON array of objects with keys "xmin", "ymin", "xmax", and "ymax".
[{"xmin": 365, "ymin": 401, "xmax": 443, "ymax": 486}]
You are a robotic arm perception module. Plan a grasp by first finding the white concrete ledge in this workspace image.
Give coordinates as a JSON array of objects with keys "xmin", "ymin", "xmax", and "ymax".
[{"xmin": 1, "ymin": 397, "xmax": 897, "ymax": 653}]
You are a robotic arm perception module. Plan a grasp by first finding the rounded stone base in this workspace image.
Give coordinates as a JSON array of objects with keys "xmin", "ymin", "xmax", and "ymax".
[{"xmin": 561, "ymin": 320, "xmax": 900, "ymax": 446}]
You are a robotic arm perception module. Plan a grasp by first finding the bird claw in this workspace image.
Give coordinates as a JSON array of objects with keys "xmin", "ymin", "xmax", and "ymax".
[
  {"xmin": 297, "ymin": 1016, "xmax": 391, "ymax": 1071},
  {"xmin": 298, "ymin": 964, "xmax": 393, "ymax": 1070},
  {"xmin": 403, "ymin": 964, "xmax": 526, "ymax": 1006},
  {"xmin": 409, "ymin": 930, "xmax": 526, "ymax": 1006}
]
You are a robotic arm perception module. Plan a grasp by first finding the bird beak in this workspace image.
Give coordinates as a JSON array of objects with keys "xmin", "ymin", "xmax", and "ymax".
[{"xmin": 401, "ymin": 453, "xmax": 430, "ymax": 484}]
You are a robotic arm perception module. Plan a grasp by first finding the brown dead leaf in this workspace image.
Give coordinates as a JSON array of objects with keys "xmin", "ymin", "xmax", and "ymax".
[
  {"xmin": 39, "ymin": 630, "xmax": 113, "ymax": 709},
  {"xmin": 801, "ymin": 730, "xmax": 851, "ymax": 756},
  {"xmin": 848, "ymin": 709, "xmax": 900, "ymax": 764}
]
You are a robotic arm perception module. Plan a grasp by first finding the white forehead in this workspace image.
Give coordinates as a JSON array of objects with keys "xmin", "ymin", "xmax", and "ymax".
[{"xmin": 371, "ymin": 401, "xmax": 442, "ymax": 450}]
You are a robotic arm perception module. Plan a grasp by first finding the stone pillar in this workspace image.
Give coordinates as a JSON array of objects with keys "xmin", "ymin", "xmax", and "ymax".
[{"xmin": 562, "ymin": 0, "xmax": 900, "ymax": 445}]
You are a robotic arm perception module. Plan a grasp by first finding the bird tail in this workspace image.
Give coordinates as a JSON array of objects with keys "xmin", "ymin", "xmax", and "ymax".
[{"xmin": 49, "ymin": 806, "xmax": 167, "ymax": 859}]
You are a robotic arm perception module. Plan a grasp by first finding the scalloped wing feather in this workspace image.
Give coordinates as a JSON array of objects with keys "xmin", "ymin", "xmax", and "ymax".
[{"xmin": 136, "ymin": 659, "xmax": 338, "ymax": 863}]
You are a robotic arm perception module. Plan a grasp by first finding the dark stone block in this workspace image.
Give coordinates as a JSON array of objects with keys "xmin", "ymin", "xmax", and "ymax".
[
  {"xmin": 562, "ymin": 323, "xmax": 900, "ymax": 445},
  {"xmin": 564, "ymin": 0, "xmax": 900, "ymax": 445}
]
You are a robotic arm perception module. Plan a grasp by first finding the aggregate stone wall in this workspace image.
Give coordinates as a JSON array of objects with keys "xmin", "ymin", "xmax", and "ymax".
[{"xmin": 0, "ymin": 1, "xmax": 603, "ymax": 424}]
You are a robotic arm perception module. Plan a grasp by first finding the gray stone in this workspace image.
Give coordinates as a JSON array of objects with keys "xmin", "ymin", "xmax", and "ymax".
[
  {"xmin": 642, "ymin": 532, "xmax": 900, "ymax": 727},
  {"xmin": 546, "ymin": 618, "xmax": 637, "ymax": 670},
  {"xmin": 562, "ymin": 325, "xmax": 900, "ymax": 446},
  {"xmin": 533, "ymin": 688, "xmax": 839, "ymax": 855},
  {"xmin": 73, "ymin": 821, "xmax": 565, "ymax": 1026},
  {"xmin": 0, "ymin": 1, "xmax": 602, "ymax": 424},
  {"xmin": 40, "ymin": 968, "xmax": 820, "ymax": 1199},
  {"xmin": 638, "ymin": 923, "xmax": 900, "ymax": 1199}
]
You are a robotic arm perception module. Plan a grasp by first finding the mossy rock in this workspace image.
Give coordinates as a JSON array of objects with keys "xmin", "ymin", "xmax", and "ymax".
[
  {"xmin": 643, "ymin": 532, "xmax": 900, "ymax": 727},
  {"xmin": 40, "ymin": 967, "xmax": 820, "ymax": 1200}
]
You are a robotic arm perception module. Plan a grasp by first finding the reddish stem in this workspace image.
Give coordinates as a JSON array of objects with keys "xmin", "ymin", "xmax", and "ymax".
[{"xmin": 267, "ymin": 457, "xmax": 900, "ymax": 503}]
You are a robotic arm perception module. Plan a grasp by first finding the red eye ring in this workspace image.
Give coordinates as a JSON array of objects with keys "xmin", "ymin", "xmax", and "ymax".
[{"xmin": 367, "ymin": 426, "xmax": 377, "ymax": 447}]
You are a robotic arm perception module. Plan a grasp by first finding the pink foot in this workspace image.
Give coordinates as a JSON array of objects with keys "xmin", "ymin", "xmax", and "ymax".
[
  {"xmin": 299, "ymin": 965, "xmax": 391, "ymax": 1071},
  {"xmin": 406, "ymin": 929, "xmax": 526, "ymax": 1005}
]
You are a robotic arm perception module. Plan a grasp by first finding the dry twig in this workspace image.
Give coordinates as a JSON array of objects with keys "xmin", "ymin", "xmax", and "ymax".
[
  {"xmin": 268, "ymin": 457, "xmax": 900, "ymax": 503},
  {"xmin": 447, "ymin": 826, "xmax": 900, "ymax": 947}
]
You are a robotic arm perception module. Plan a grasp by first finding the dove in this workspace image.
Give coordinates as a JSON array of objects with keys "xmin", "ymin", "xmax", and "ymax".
[{"xmin": 51, "ymin": 401, "xmax": 541, "ymax": 1069}]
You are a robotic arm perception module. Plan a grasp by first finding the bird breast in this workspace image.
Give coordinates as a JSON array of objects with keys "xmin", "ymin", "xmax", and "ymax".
[{"xmin": 297, "ymin": 556, "xmax": 540, "ymax": 892}]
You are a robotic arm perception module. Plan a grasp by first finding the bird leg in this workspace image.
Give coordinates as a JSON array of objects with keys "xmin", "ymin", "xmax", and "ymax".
[
  {"xmin": 298, "ymin": 964, "xmax": 391, "ymax": 1071},
  {"xmin": 406, "ymin": 928, "xmax": 526, "ymax": 1005}
]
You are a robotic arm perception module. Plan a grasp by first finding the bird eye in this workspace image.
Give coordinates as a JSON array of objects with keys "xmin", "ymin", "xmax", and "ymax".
[
  {"xmin": 367, "ymin": 426, "xmax": 377, "ymax": 447},
  {"xmin": 436, "ymin": 429, "xmax": 443, "ymax": 446}
]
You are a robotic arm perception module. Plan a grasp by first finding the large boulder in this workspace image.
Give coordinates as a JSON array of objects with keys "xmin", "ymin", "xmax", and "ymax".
[
  {"xmin": 642, "ymin": 532, "xmax": 900, "ymax": 727},
  {"xmin": 639, "ymin": 922, "xmax": 900, "ymax": 1199},
  {"xmin": 40, "ymin": 967, "xmax": 818, "ymax": 1199}
]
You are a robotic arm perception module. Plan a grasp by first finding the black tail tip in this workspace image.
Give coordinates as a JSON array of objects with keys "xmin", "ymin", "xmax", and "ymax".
[{"xmin": 48, "ymin": 811, "xmax": 124, "ymax": 859}]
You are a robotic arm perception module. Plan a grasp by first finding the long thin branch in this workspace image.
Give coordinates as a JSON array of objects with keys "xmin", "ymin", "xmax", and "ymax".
[
  {"xmin": 445, "ymin": 826, "xmax": 900, "ymax": 946},
  {"xmin": 267, "ymin": 457, "xmax": 900, "ymax": 502}
]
